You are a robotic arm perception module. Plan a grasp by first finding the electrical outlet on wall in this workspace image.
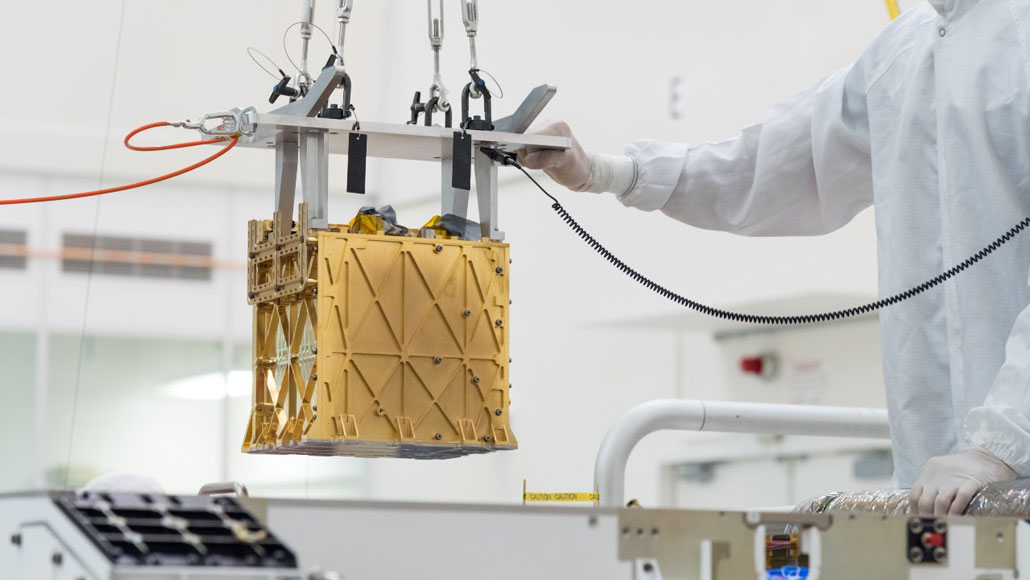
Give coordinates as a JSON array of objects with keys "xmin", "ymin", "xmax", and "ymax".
[{"xmin": 668, "ymin": 75, "xmax": 688, "ymax": 121}]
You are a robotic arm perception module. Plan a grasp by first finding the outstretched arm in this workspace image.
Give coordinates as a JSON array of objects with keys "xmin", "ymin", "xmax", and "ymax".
[{"xmin": 522, "ymin": 64, "xmax": 874, "ymax": 237}]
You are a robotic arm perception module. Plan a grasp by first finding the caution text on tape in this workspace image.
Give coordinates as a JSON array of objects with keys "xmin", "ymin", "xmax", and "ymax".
[{"xmin": 523, "ymin": 492, "xmax": 599, "ymax": 502}]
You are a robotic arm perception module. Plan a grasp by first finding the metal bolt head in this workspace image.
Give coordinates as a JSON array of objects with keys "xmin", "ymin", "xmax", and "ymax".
[
  {"xmin": 376, "ymin": 407, "xmax": 385, "ymax": 416},
  {"xmin": 311, "ymin": 374, "xmax": 317, "ymax": 381},
  {"xmin": 908, "ymin": 546, "xmax": 924, "ymax": 563},
  {"xmin": 495, "ymin": 319, "xmax": 503, "ymax": 327},
  {"xmin": 495, "ymin": 408, "xmax": 502, "ymax": 416},
  {"xmin": 932, "ymin": 547, "xmax": 947, "ymax": 562},
  {"xmin": 932, "ymin": 519, "xmax": 947, "ymax": 534},
  {"xmin": 472, "ymin": 376, "xmax": 480, "ymax": 384},
  {"xmin": 434, "ymin": 245, "xmax": 443, "ymax": 254},
  {"xmin": 483, "ymin": 435, "xmax": 492, "ymax": 443},
  {"xmin": 52, "ymin": 552, "xmax": 63, "ymax": 566},
  {"xmin": 908, "ymin": 518, "xmax": 924, "ymax": 534},
  {"xmin": 463, "ymin": 309, "xmax": 471, "ymax": 317},
  {"xmin": 495, "ymin": 266, "xmax": 503, "ymax": 274},
  {"xmin": 434, "ymin": 433, "xmax": 442, "ymax": 440},
  {"xmin": 433, "ymin": 356, "xmax": 443, "ymax": 365}
]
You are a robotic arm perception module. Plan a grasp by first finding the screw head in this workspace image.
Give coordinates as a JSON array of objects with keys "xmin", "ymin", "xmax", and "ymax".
[
  {"xmin": 483, "ymin": 435, "xmax": 492, "ymax": 443},
  {"xmin": 495, "ymin": 408, "xmax": 503, "ymax": 416},
  {"xmin": 51, "ymin": 552, "xmax": 63, "ymax": 566},
  {"xmin": 908, "ymin": 546, "xmax": 924, "ymax": 563},
  {"xmin": 433, "ymin": 356, "xmax": 443, "ymax": 365},
  {"xmin": 932, "ymin": 547, "xmax": 947, "ymax": 562},
  {"xmin": 495, "ymin": 319, "xmax": 503, "ymax": 327},
  {"xmin": 434, "ymin": 433, "xmax": 442, "ymax": 440},
  {"xmin": 463, "ymin": 309, "xmax": 472, "ymax": 317},
  {"xmin": 472, "ymin": 376, "xmax": 481, "ymax": 384},
  {"xmin": 310, "ymin": 374, "xmax": 317, "ymax": 381},
  {"xmin": 495, "ymin": 267, "xmax": 503, "ymax": 274},
  {"xmin": 434, "ymin": 245, "xmax": 443, "ymax": 253},
  {"xmin": 376, "ymin": 407, "xmax": 385, "ymax": 415}
]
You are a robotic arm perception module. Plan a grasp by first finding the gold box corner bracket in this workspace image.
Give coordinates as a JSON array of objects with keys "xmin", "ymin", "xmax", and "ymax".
[{"xmin": 243, "ymin": 211, "xmax": 515, "ymax": 459}]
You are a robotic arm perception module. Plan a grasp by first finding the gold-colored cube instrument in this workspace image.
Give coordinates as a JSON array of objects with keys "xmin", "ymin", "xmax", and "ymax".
[{"xmin": 242, "ymin": 204, "xmax": 516, "ymax": 458}]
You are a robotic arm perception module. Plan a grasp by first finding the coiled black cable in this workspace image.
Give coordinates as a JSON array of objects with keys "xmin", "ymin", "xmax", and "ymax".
[{"xmin": 497, "ymin": 152, "xmax": 1030, "ymax": 325}]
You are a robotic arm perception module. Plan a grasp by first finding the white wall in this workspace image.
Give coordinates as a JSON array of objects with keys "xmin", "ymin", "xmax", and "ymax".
[{"xmin": 0, "ymin": 0, "xmax": 901, "ymax": 506}]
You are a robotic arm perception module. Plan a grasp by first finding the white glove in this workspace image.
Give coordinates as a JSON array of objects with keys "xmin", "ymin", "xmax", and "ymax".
[
  {"xmin": 521, "ymin": 121, "xmax": 628, "ymax": 194},
  {"xmin": 909, "ymin": 447, "xmax": 1016, "ymax": 516}
]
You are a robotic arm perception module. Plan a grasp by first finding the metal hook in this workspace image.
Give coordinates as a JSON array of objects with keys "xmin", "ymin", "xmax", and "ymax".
[{"xmin": 174, "ymin": 107, "xmax": 256, "ymax": 136}]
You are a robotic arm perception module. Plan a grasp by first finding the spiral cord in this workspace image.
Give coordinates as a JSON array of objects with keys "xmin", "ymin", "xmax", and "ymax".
[{"xmin": 506, "ymin": 157, "xmax": 1030, "ymax": 325}]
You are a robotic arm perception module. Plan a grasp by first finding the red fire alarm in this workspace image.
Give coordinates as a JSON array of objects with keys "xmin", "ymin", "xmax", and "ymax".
[{"xmin": 740, "ymin": 354, "xmax": 778, "ymax": 379}]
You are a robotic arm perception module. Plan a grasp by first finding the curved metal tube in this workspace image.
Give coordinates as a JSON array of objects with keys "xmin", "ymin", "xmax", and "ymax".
[
  {"xmin": 198, "ymin": 481, "xmax": 250, "ymax": 498},
  {"xmin": 593, "ymin": 399, "xmax": 890, "ymax": 508}
]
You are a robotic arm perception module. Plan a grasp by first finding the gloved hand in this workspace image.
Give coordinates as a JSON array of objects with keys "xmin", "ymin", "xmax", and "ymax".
[
  {"xmin": 518, "ymin": 121, "xmax": 595, "ymax": 191},
  {"xmin": 909, "ymin": 447, "xmax": 1016, "ymax": 516}
]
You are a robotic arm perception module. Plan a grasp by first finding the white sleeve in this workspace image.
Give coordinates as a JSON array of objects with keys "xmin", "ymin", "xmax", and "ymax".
[
  {"xmin": 965, "ymin": 277, "xmax": 1030, "ymax": 476},
  {"xmin": 614, "ymin": 64, "xmax": 874, "ymax": 237}
]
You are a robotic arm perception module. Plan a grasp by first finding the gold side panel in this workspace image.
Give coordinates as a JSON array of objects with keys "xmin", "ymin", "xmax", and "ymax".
[{"xmin": 243, "ymin": 206, "xmax": 515, "ymax": 458}]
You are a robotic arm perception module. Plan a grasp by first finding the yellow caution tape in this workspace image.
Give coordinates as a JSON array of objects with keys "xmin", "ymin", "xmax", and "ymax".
[{"xmin": 523, "ymin": 492, "xmax": 599, "ymax": 502}]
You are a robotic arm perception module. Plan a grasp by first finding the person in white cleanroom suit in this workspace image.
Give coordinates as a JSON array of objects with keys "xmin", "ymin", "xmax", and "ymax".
[{"xmin": 522, "ymin": 0, "xmax": 1030, "ymax": 516}]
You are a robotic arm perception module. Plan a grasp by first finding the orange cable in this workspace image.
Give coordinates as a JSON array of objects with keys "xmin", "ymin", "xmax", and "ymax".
[{"xmin": 0, "ymin": 121, "xmax": 238, "ymax": 205}]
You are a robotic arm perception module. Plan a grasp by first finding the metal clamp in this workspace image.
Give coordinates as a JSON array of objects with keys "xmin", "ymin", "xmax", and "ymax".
[{"xmin": 176, "ymin": 107, "xmax": 256, "ymax": 136}]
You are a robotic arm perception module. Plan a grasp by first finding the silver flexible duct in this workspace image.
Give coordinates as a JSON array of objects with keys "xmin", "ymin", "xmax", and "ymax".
[{"xmin": 795, "ymin": 479, "xmax": 1030, "ymax": 517}]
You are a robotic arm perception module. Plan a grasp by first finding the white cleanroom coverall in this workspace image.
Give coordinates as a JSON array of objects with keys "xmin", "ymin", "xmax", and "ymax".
[
  {"xmin": 618, "ymin": 0, "xmax": 1030, "ymax": 490},
  {"xmin": 523, "ymin": 0, "xmax": 1030, "ymax": 502}
]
